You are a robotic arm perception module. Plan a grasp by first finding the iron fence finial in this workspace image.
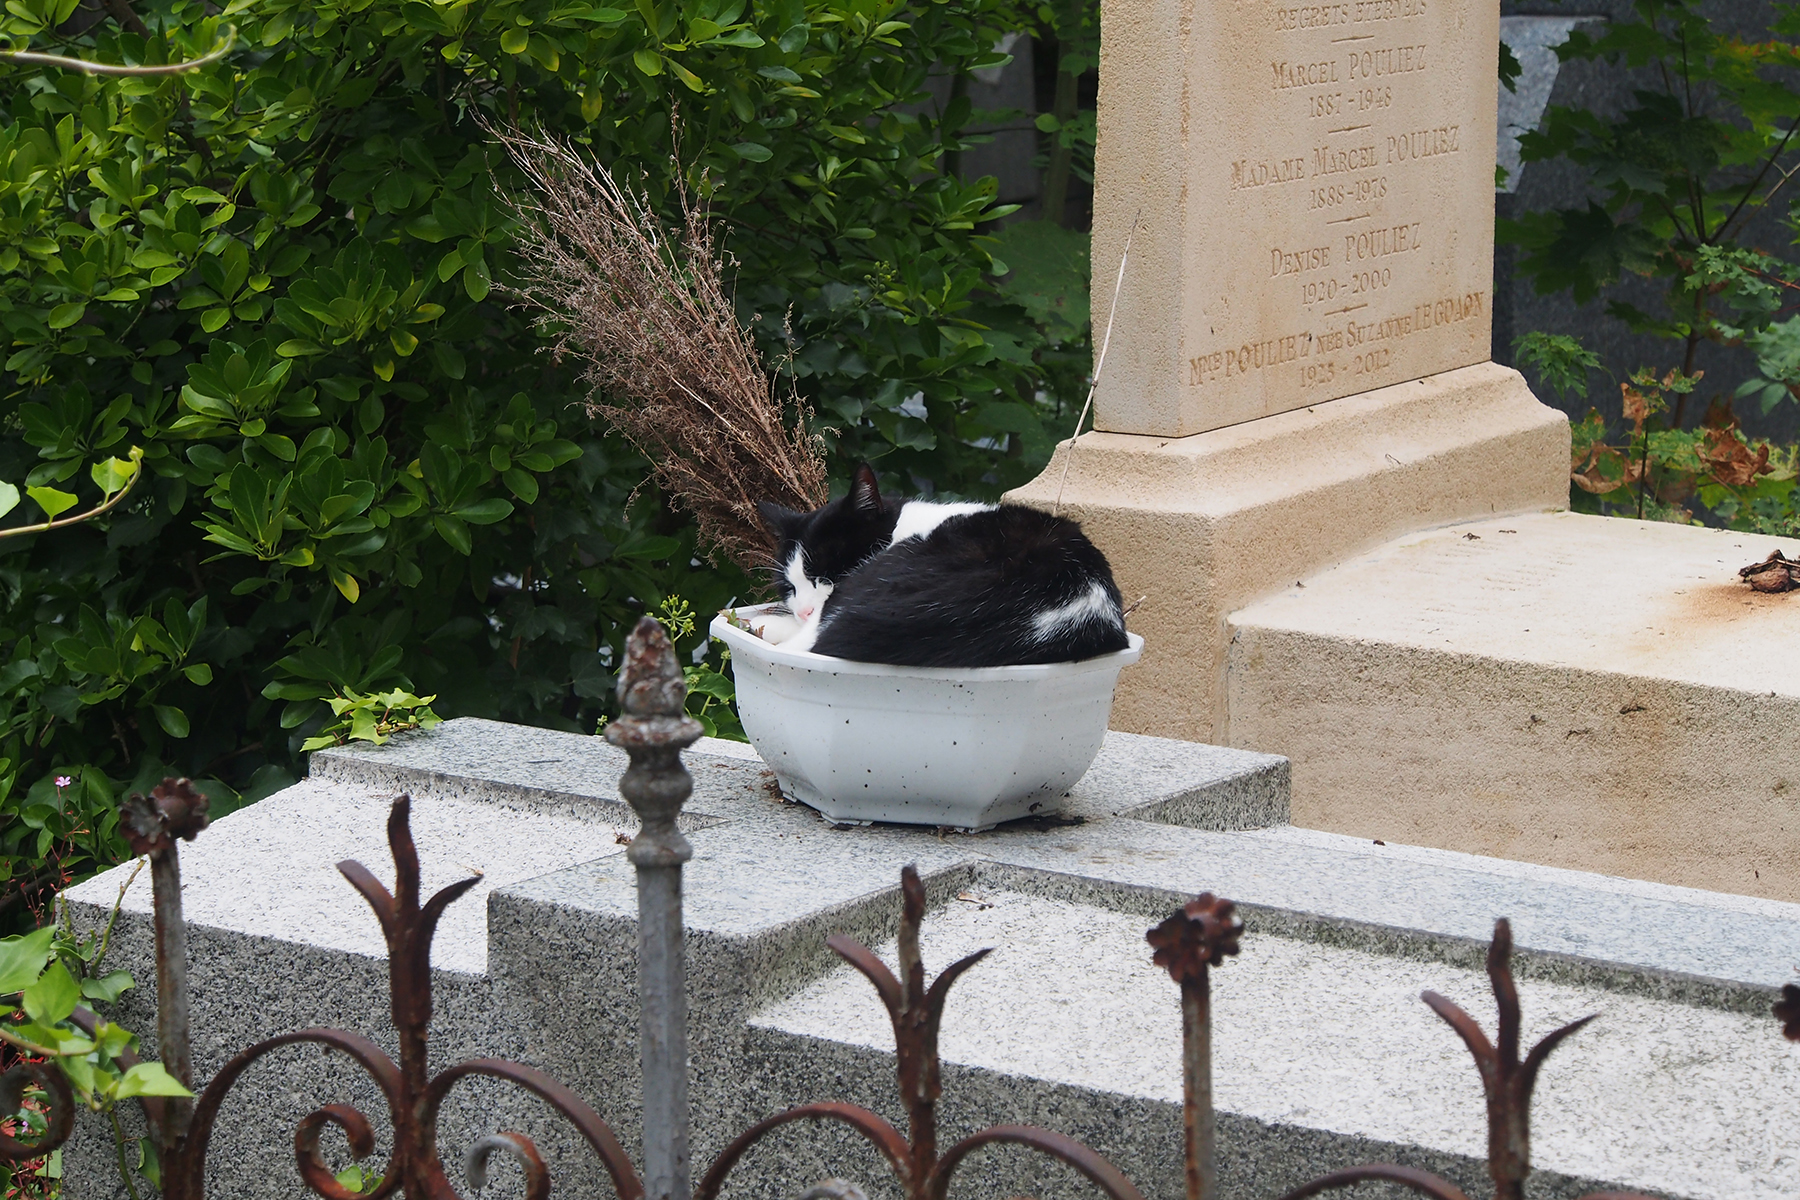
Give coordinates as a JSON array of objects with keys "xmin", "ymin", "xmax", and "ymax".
[
  {"xmin": 1149, "ymin": 893, "xmax": 1241, "ymax": 1200},
  {"xmin": 609, "ymin": 614, "xmax": 704, "ymax": 869},
  {"xmin": 609, "ymin": 614, "xmax": 703, "ymax": 1200}
]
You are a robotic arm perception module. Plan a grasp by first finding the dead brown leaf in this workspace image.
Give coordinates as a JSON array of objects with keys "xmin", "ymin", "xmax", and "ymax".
[
  {"xmin": 1699, "ymin": 423, "xmax": 1774, "ymax": 488},
  {"xmin": 1739, "ymin": 549, "xmax": 1800, "ymax": 594}
]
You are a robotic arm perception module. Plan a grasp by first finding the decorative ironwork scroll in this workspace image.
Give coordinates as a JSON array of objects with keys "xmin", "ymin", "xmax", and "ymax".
[{"xmin": 696, "ymin": 863, "xmax": 1147, "ymax": 1200}]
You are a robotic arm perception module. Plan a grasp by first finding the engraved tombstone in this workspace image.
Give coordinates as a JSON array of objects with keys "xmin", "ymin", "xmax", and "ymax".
[{"xmin": 1093, "ymin": 0, "xmax": 1499, "ymax": 437}]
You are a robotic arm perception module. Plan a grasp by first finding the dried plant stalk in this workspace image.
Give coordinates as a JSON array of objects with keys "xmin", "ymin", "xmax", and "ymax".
[{"xmin": 488, "ymin": 120, "xmax": 828, "ymax": 571}]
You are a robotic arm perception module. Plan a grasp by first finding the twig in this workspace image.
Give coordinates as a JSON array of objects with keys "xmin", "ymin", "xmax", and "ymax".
[
  {"xmin": 109, "ymin": 1106, "xmax": 145, "ymax": 1200},
  {"xmin": 1053, "ymin": 210, "xmax": 1140, "ymax": 517},
  {"xmin": 0, "ymin": 26, "xmax": 234, "ymax": 74},
  {"xmin": 0, "ymin": 460, "xmax": 142, "ymax": 541},
  {"xmin": 88, "ymin": 857, "xmax": 147, "ymax": 976}
]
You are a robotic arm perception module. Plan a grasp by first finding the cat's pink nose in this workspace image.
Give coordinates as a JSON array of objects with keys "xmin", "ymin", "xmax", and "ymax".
[{"xmin": 797, "ymin": 606, "xmax": 814, "ymax": 620}]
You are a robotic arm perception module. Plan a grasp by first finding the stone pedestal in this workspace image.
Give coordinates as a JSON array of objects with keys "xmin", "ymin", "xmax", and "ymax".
[
  {"xmin": 1227, "ymin": 511, "xmax": 1800, "ymax": 900},
  {"xmin": 1007, "ymin": 360, "xmax": 1568, "ymax": 743}
]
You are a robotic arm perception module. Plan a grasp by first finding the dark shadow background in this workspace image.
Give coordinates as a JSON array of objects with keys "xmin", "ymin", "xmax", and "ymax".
[{"xmin": 1495, "ymin": 1, "xmax": 1797, "ymax": 441}]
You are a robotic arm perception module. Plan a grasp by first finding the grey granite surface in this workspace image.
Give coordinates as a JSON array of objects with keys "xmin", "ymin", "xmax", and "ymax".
[{"xmin": 56, "ymin": 717, "xmax": 1800, "ymax": 1199}]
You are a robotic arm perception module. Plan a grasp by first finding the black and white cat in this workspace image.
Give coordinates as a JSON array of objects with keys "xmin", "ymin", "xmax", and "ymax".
[{"xmin": 753, "ymin": 464, "xmax": 1129, "ymax": 667}]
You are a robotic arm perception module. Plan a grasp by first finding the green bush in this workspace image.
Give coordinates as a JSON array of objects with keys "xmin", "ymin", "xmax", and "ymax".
[
  {"xmin": 0, "ymin": 0, "xmax": 1092, "ymax": 919},
  {"xmin": 1501, "ymin": 0, "xmax": 1800, "ymax": 428}
]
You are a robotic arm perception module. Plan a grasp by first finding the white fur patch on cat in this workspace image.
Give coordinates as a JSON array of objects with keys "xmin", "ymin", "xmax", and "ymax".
[
  {"xmin": 890, "ymin": 501, "xmax": 995, "ymax": 544},
  {"xmin": 1031, "ymin": 581, "xmax": 1120, "ymax": 642},
  {"xmin": 774, "ymin": 545, "xmax": 833, "ymax": 651},
  {"xmin": 782, "ymin": 546, "xmax": 835, "ymax": 624}
]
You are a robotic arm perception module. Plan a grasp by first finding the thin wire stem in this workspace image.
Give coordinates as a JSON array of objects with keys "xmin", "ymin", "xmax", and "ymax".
[{"xmin": 1053, "ymin": 210, "xmax": 1140, "ymax": 516}]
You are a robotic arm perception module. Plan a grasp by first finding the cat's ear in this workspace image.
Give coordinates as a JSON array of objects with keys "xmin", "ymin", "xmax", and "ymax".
[
  {"xmin": 849, "ymin": 463, "xmax": 883, "ymax": 513},
  {"xmin": 757, "ymin": 500, "xmax": 801, "ymax": 539}
]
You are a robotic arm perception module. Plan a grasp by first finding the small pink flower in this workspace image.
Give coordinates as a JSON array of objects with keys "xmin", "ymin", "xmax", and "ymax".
[{"xmin": 55, "ymin": 775, "xmax": 73, "ymax": 789}]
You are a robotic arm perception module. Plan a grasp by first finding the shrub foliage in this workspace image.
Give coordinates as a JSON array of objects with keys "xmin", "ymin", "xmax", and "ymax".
[{"xmin": 0, "ymin": 0, "xmax": 1090, "ymax": 913}]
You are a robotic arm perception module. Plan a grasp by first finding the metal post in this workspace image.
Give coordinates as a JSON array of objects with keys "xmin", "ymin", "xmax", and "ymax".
[
  {"xmin": 1179, "ymin": 970, "xmax": 1214, "ymax": 1200},
  {"xmin": 1147, "ymin": 893, "xmax": 1241, "ymax": 1200},
  {"xmin": 120, "ymin": 777, "xmax": 211, "ymax": 1144},
  {"xmin": 148, "ymin": 848, "xmax": 194, "ymax": 1136},
  {"xmin": 609, "ymin": 615, "xmax": 704, "ymax": 1200}
]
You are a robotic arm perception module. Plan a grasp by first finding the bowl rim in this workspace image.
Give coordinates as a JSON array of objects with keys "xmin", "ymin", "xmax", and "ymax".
[{"xmin": 710, "ymin": 602, "xmax": 1144, "ymax": 681}]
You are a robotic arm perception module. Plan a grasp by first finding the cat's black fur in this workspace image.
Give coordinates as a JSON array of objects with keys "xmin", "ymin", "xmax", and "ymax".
[
  {"xmin": 757, "ymin": 464, "xmax": 1129, "ymax": 668},
  {"xmin": 755, "ymin": 464, "xmax": 897, "ymax": 586}
]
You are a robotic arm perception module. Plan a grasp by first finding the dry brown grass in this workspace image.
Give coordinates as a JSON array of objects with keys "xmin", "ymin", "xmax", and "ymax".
[{"xmin": 487, "ymin": 121, "xmax": 828, "ymax": 572}]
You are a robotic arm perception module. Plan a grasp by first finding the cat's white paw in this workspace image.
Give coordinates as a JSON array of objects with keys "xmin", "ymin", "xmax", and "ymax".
[
  {"xmin": 751, "ymin": 611, "xmax": 803, "ymax": 643},
  {"xmin": 778, "ymin": 610, "xmax": 824, "ymax": 653}
]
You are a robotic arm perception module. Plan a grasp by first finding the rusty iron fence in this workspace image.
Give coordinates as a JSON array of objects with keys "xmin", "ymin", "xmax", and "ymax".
[{"xmin": 0, "ymin": 614, "xmax": 1772, "ymax": 1199}]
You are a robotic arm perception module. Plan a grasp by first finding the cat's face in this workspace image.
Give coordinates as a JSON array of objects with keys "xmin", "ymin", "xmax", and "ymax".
[{"xmin": 757, "ymin": 463, "xmax": 895, "ymax": 622}]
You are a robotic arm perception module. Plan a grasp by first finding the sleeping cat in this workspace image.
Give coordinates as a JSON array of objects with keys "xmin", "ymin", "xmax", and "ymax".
[{"xmin": 753, "ymin": 464, "xmax": 1129, "ymax": 667}]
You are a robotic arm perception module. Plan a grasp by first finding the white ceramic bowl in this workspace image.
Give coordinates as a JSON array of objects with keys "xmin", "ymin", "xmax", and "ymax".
[{"xmin": 709, "ymin": 604, "xmax": 1142, "ymax": 830}]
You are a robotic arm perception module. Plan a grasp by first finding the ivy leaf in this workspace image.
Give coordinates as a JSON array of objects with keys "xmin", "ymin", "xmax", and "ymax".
[
  {"xmin": 22, "ymin": 960, "xmax": 79, "ymax": 1025},
  {"xmin": 26, "ymin": 486, "xmax": 78, "ymax": 520},
  {"xmin": 81, "ymin": 970, "xmax": 136, "ymax": 1005},
  {"xmin": 0, "ymin": 927, "xmax": 55, "ymax": 995},
  {"xmin": 90, "ymin": 454, "xmax": 140, "ymax": 499},
  {"xmin": 116, "ymin": 1061, "xmax": 194, "ymax": 1098}
]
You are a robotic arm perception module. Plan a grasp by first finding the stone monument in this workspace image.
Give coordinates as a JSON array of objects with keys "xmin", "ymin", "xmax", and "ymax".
[
  {"xmin": 1008, "ymin": 0, "xmax": 1569, "ymax": 742},
  {"xmin": 1008, "ymin": 0, "xmax": 1800, "ymax": 901}
]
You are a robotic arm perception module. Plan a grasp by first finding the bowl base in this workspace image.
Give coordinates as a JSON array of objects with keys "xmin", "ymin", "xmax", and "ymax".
[{"xmin": 775, "ymin": 772, "xmax": 1067, "ymax": 833}]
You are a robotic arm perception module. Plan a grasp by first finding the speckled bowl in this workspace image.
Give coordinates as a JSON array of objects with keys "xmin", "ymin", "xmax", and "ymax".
[{"xmin": 710, "ymin": 604, "xmax": 1142, "ymax": 830}]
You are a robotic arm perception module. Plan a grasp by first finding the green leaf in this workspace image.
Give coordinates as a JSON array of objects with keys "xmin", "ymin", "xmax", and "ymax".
[
  {"xmin": 90, "ymin": 455, "xmax": 140, "ymax": 499},
  {"xmin": 0, "ymin": 927, "xmax": 55, "ymax": 995},
  {"xmin": 502, "ymin": 468, "xmax": 539, "ymax": 503},
  {"xmin": 462, "ymin": 263, "xmax": 491, "ymax": 301},
  {"xmin": 501, "ymin": 26, "xmax": 529, "ymax": 53},
  {"xmin": 0, "ymin": 481, "xmax": 18, "ymax": 520},
  {"xmin": 433, "ymin": 514, "xmax": 472, "ymax": 554},
  {"xmin": 80, "ymin": 970, "xmax": 136, "ymax": 1005},
  {"xmin": 668, "ymin": 59, "xmax": 706, "ymax": 92},
  {"xmin": 454, "ymin": 498, "xmax": 514, "ymax": 525},
  {"xmin": 633, "ymin": 48, "xmax": 664, "ymax": 76},
  {"xmin": 47, "ymin": 302, "xmax": 86, "ymax": 330},
  {"xmin": 116, "ymin": 1061, "xmax": 194, "ymax": 1099},
  {"xmin": 26, "ymin": 486, "xmax": 78, "ymax": 521},
  {"xmin": 705, "ymin": 27, "xmax": 763, "ymax": 46},
  {"xmin": 615, "ymin": 533, "xmax": 681, "ymax": 560},
  {"xmin": 153, "ymin": 705, "xmax": 191, "ymax": 738},
  {"xmin": 183, "ymin": 663, "xmax": 214, "ymax": 685},
  {"xmin": 22, "ymin": 960, "xmax": 79, "ymax": 1026},
  {"xmin": 732, "ymin": 142, "xmax": 773, "ymax": 162}
]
